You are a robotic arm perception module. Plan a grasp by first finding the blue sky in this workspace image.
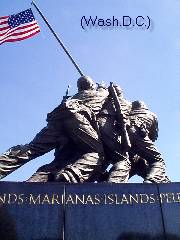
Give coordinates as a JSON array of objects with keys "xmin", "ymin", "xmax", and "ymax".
[{"xmin": 0, "ymin": 0, "xmax": 179, "ymax": 182}]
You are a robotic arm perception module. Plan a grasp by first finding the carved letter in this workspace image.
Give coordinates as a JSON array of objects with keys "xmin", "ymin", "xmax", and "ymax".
[{"xmin": 29, "ymin": 194, "xmax": 41, "ymax": 204}]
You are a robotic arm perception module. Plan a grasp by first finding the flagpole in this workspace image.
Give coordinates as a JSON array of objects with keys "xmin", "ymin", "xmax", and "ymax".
[{"xmin": 31, "ymin": 1, "xmax": 84, "ymax": 77}]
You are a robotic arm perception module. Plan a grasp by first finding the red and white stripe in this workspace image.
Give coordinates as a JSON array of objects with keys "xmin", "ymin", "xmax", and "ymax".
[{"xmin": 0, "ymin": 16, "xmax": 40, "ymax": 45}]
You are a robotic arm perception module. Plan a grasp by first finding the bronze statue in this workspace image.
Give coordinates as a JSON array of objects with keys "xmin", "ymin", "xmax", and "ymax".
[{"xmin": 0, "ymin": 76, "xmax": 170, "ymax": 183}]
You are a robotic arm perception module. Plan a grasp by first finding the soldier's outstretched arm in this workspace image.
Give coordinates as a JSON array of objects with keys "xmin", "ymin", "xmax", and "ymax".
[{"xmin": 0, "ymin": 120, "xmax": 68, "ymax": 180}]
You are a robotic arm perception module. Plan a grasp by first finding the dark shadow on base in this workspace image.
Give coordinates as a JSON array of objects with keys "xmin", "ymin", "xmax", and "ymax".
[
  {"xmin": 0, "ymin": 206, "xmax": 17, "ymax": 240},
  {"xmin": 117, "ymin": 232, "xmax": 180, "ymax": 240}
]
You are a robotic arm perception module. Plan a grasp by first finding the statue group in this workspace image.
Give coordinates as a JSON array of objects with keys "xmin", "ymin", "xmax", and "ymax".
[{"xmin": 0, "ymin": 76, "xmax": 170, "ymax": 183}]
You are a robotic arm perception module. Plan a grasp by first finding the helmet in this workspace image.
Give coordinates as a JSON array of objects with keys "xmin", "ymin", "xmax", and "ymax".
[
  {"xmin": 132, "ymin": 100, "xmax": 148, "ymax": 110},
  {"xmin": 77, "ymin": 76, "xmax": 95, "ymax": 91}
]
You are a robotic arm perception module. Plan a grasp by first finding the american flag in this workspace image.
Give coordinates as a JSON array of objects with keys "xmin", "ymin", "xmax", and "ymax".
[{"xmin": 0, "ymin": 8, "xmax": 40, "ymax": 45}]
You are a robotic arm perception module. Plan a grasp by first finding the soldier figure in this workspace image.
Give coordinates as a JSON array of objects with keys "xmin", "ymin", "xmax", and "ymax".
[
  {"xmin": 0, "ymin": 76, "xmax": 108, "ymax": 182},
  {"xmin": 107, "ymin": 100, "xmax": 170, "ymax": 183},
  {"xmin": 55, "ymin": 83, "xmax": 130, "ymax": 183},
  {"xmin": 31, "ymin": 84, "xmax": 170, "ymax": 184},
  {"xmin": 96, "ymin": 84, "xmax": 132, "ymax": 183},
  {"xmin": 0, "ymin": 78, "xmax": 170, "ymax": 184}
]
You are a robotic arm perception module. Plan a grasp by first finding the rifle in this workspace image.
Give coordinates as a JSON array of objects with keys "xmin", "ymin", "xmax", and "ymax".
[
  {"xmin": 108, "ymin": 82, "xmax": 131, "ymax": 153},
  {"xmin": 61, "ymin": 85, "xmax": 71, "ymax": 104}
]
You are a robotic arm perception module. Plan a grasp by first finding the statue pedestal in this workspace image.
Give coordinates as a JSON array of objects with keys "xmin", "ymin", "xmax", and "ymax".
[{"xmin": 0, "ymin": 182, "xmax": 179, "ymax": 240}]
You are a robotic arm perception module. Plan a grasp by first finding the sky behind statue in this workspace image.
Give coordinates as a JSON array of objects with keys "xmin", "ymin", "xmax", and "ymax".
[{"xmin": 0, "ymin": 0, "xmax": 179, "ymax": 182}]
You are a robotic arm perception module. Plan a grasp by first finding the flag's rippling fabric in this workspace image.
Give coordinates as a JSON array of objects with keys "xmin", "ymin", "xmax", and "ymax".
[{"xmin": 0, "ymin": 8, "xmax": 40, "ymax": 45}]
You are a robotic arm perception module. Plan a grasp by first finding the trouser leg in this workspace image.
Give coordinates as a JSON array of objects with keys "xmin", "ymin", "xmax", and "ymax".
[
  {"xmin": 26, "ymin": 161, "xmax": 58, "ymax": 182},
  {"xmin": 144, "ymin": 162, "xmax": 171, "ymax": 183},
  {"xmin": 55, "ymin": 152, "xmax": 103, "ymax": 183},
  {"xmin": 107, "ymin": 154, "xmax": 131, "ymax": 183},
  {"xmin": 129, "ymin": 155, "xmax": 149, "ymax": 180},
  {"xmin": 27, "ymin": 171, "xmax": 52, "ymax": 182},
  {"xmin": 130, "ymin": 134, "xmax": 170, "ymax": 183}
]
